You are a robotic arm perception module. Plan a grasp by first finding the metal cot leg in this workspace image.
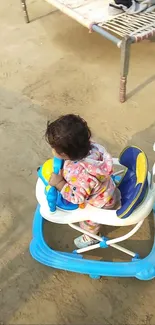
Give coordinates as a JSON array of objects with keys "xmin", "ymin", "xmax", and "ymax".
[
  {"xmin": 120, "ymin": 37, "xmax": 131, "ymax": 103},
  {"xmin": 21, "ymin": 0, "xmax": 29, "ymax": 23}
]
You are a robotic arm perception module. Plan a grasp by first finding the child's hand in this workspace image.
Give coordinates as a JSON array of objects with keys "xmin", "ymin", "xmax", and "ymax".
[
  {"xmin": 49, "ymin": 173, "xmax": 63, "ymax": 187},
  {"xmin": 49, "ymin": 173, "xmax": 66, "ymax": 191}
]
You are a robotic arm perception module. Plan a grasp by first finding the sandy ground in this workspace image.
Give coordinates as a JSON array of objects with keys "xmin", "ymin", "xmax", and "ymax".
[{"xmin": 0, "ymin": 0, "xmax": 155, "ymax": 323}]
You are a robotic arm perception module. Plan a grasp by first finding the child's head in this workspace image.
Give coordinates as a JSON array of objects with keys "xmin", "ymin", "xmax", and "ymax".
[{"xmin": 45, "ymin": 114, "xmax": 91, "ymax": 161}]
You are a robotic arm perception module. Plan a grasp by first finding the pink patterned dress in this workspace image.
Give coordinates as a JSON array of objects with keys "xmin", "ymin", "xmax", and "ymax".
[{"xmin": 61, "ymin": 142, "xmax": 117, "ymax": 234}]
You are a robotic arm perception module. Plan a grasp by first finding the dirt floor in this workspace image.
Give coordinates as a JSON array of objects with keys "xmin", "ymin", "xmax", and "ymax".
[{"xmin": 0, "ymin": 0, "xmax": 155, "ymax": 324}]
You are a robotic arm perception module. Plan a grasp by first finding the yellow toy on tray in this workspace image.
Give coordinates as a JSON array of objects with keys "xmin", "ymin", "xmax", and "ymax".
[{"xmin": 37, "ymin": 157, "xmax": 78, "ymax": 212}]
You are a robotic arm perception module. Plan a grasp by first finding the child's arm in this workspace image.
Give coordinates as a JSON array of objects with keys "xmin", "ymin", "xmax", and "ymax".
[
  {"xmin": 49, "ymin": 173, "xmax": 66, "ymax": 191},
  {"xmin": 96, "ymin": 144, "xmax": 113, "ymax": 175},
  {"xmin": 49, "ymin": 173, "xmax": 90, "ymax": 204}
]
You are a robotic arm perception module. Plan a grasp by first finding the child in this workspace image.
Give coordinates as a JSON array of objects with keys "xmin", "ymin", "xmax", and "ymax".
[{"xmin": 46, "ymin": 114, "xmax": 119, "ymax": 249}]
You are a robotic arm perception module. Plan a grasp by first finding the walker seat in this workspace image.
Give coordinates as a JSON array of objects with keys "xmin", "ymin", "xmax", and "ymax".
[
  {"xmin": 37, "ymin": 146, "xmax": 149, "ymax": 218},
  {"xmin": 30, "ymin": 144, "xmax": 155, "ymax": 281},
  {"xmin": 117, "ymin": 146, "xmax": 148, "ymax": 219}
]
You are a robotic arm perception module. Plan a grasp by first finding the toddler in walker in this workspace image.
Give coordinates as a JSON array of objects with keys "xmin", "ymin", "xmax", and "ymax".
[{"xmin": 46, "ymin": 114, "xmax": 119, "ymax": 249}]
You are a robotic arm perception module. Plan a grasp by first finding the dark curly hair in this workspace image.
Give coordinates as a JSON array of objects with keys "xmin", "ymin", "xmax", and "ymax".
[{"xmin": 45, "ymin": 114, "xmax": 91, "ymax": 161}]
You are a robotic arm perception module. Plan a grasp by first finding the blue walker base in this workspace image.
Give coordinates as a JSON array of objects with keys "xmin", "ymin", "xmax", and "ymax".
[{"xmin": 30, "ymin": 205, "xmax": 155, "ymax": 280}]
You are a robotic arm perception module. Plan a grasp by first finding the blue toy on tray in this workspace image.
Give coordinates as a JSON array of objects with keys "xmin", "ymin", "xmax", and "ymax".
[
  {"xmin": 30, "ymin": 145, "xmax": 155, "ymax": 280},
  {"xmin": 37, "ymin": 157, "xmax": 78, "ymax": 212}
]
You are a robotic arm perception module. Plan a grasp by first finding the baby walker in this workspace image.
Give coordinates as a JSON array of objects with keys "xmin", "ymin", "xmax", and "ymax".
[{"xmin": 30, "ymin": 145, "xmax": 155, "ymax": 280}]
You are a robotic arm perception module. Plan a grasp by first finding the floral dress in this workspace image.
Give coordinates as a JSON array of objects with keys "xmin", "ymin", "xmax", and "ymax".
[{"xmin": 61, "ymin": 142, "xmax": 117, "ymax": 234}]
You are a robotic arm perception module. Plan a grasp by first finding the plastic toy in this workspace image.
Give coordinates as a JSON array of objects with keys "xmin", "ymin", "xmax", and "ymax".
[
  {"xmin": 37, "ymin": 157, "xmax": 78, "ymax": 212},
  {"xmin": 30, "ymin": 145, "xmax": 155, "ymax": 280}
]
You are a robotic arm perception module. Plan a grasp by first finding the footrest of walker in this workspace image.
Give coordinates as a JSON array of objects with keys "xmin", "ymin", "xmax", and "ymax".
[
  {"xmin": 132, "ymin": 253, "xmax": 140, "ymax": 261},
  {"xmin": 99, "ymin": 237, "xmax": 109, "ymax": 248}
]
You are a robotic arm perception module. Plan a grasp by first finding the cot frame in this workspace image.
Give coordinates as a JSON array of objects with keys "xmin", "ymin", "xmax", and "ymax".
[{"xmin": 20, "ymin": 0, "xmax": 155, "ymax": 102}]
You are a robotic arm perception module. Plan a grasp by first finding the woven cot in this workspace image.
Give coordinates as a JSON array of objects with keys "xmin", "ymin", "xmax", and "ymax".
[{"xmin": 21, "ymin": 0, "xmax": 155, "ymax": 102}]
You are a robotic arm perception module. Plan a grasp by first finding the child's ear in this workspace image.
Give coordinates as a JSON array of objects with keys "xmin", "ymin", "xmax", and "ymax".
[{"xmin": 61, "ymin": 153, "xmax": 69, "ymax": 160}]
